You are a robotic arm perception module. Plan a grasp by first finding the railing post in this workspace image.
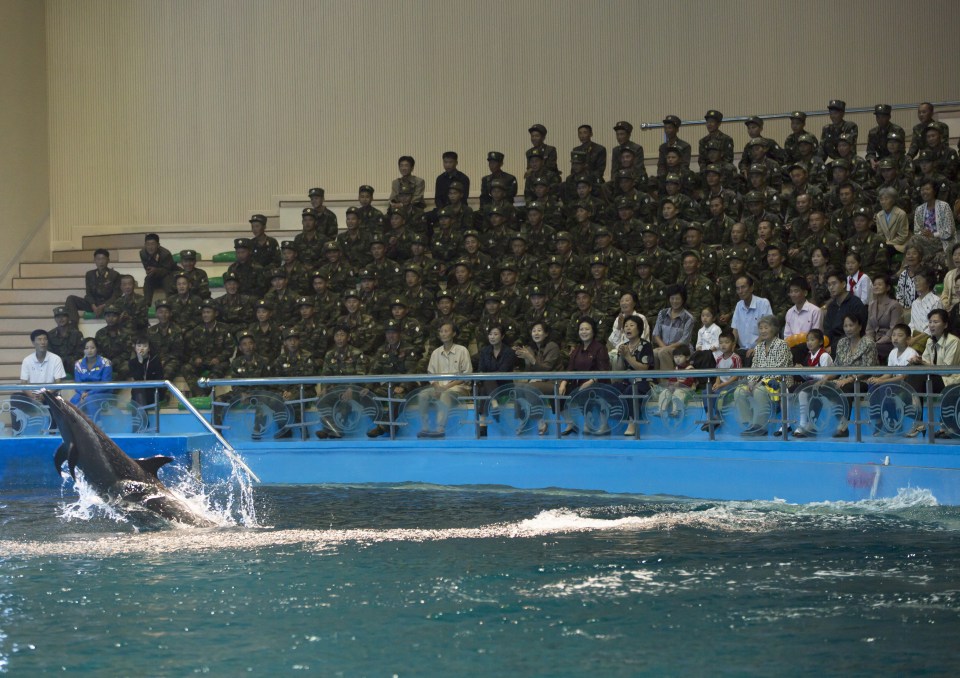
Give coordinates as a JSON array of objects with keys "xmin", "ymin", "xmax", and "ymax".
[
  {"xmin": 630, "ymin": 380, "xmax": 640, "ymax": 439},
  {"xmin": 927, "ymin": 374, "xmax": 935, "ymax": 446},
  {"xmin": 553, "ymin": 379, "xmax": 561, "ymax": 439},
  {"xmin": 852, "ymin": 378, "xmax": 862, "ymax": 443},
  {"xmin": 779, "ymin": 378, "xmax": 789, "ymax": 441},
  {"xmin": 387, "ymin": 383, "xmax": 396, "ymax": 441},
  {"xmin": 704, "ymin": 380, "xmax": 715, "ymax": 441},
  {"xmin": 472, "ymin": 378, "xmax": 480, "ymax": 439}
]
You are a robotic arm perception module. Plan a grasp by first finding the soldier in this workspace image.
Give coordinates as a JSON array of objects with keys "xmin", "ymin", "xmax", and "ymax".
[
  {"xmin": 608, "ymin": 197, "xmax": 645, "ymax": 256},
  {"xmin": 528, "ymin": 175, "xmax": 565, "ymax": 228},
  {"xmin": 309, "ymin": 271, "xmax": 342, "ymax": 327},
  {"xmin": 716, "ymin": 253, "xmax": 749, "ymax": 326},
  {"xmin": 477, "ymin": 292, "xmax": 519, "ymax": 349},
  {"xmin": 366, "ymin": 319, "xmax": 421, "ymax": 438},
  {"xmin": 741, "ymin": 191, "xmax": 781, "ymax": 240},
  {"xmin": 572, "ymin": 174, "xmax": 611, "ymax": 221},
  {"xmin": 307, "ymin": 187, "xmax": 339, "ymax": 243},
  {"xmin": 702, "ymin": 194, "xmax": 736, "ymax": 247},
  {"xmin": 564, "ymin": 285, "xmax": 609, "ymax": 349},
  {"xmin": 168, "ymin": 273, "xmax": 203, "ymax": 332},
  {"xmin": 442, "ymin": 180, "xmax": 475, "ymax": 231},
  {"xmin": 431, "ymin": 207, "xmax": 462, "ymax": 265},
  {"xmin": 263, "ymin": 268, "xmax": 299, "ymax": 327},
  {"xmin": 523, "ymin": 147, "xmax": 561, "ymax": 199},
  {"xmin": 508, "ymin": 232, "xmax": 542, "ymax": 286},
  {"xmin": 182, "ymin": 301, "xmax": 234, "ymax": 397},
  {"xmin": 835, "ymin": 133, "xmax": 874, "ymax": 190},
  {"xmin": 875, "ymin": 157, "xmax": 914, "ymax": 212},
  {"xmin": 48, "ymin": 306, "xmax": 83, "ymax": 378},
  {"xmin": 336, "ymin": 207, "xmax": 372, "ymax": 269},
  {"xmin": 497, "ymin": 260, "xmax": 528, "ymax": 320},
  {"xmin": 248, "ymin": 214, "xmax": 281, "ymax": 270},
  {"xmin": 637, "ymin": 223, "xmax": 679, "ymax": 283},
  {"xmin": 147, "ymin": 299, "xmax": 185, "ymax": 383},
  {"xmin": 584, "ymin": 255, "xmax": 621, "ymax": 315},
  {"xmin": 699, "ymin": 163, "xmax": 741, "ymax": 220},
  {"xmin": 406, "ymin": 235, "xmax": 442, "ymax": 291},
  {"xmin": 569, "ymin": 203, "xmax": 601, "ymax": 257},
  {"xmin": 573, "ymin": 124, "xmax": 607, "ymax": 181},
  {"xmin": 782, "ymin": 164, "xmax": 824, "ymax": 223},
  {"xmin": 908, "ymin": 102, "xmax": 951, "ymax": 159},
  {"xmin": 366, "ymin": 233, "xmax": 403, "ymax": 295},
  {"xmin": 795, "ymin": 209, "xmax": 845, "ymax": 271},
  {"xmin": 356, "ymin": 268, "xmax": 389, "ymax": 323},
  {"xmin": 139, "ymin": 233, "xmax": 180, "ymax": 305},
  {"xmin": 215, "ymin": 329, "xmax": 273, "ymax": 428},
  {"xmin": 610, "ymin": 120, "xmax": 644, "ymax": 176},
  {"xmin": 819, "ymin": 99, "xmax": 859, "ymax": 162},
  {"xmin": 356, "ymin": 185, "xmax": 386, "ymax": 231},
  {"xmin": 883, "ymin": 131, "xmax": 915, "ymax": 184},
  {"xmin": 480, "ymin": 151, "xmax": 519, "ymax": 206},
  {"xmin": 912, "ymin": 150, "xmax": 956, "ymax": 205},
  {"xmin": 174, "ymin": 250, "xmax": 209, "ymax": 299},
  {"xmin": 479, "ymin": 205, "xmax": 517, "ymax": 260},
  {"xmin": 434, "ymin": 151, "xmax": 471, "ymax": 209},
  {"xmin": 634, "ymin": 255, "xmax": 668, "ymax": 321},
  {"xmin": 278, "ymin": 241, "xmax": 311, "ymax": 296},
  {"xmin": 294, "ymin": 207, "xmax": 327, "ymax": 270},
  {"xmin": 316, "ymin": 242, "xmax": 356, "ymax": 295},
  {"xmin": 657, "ymin": 198, "xmax": 688, "ymax": 253},
  {"xmin": 680, "ymin": 223, "xmax": 721, "ymax": 279},
  {"xmin": 227, "ymin": 238, "xmax": 267, "ymax": 299},
  {"xmin": 319, "ymin": 325, "xmax": 370, "ymax": 402},
  {"xmin": 793, "ymin": 133, "xmax": 829, "ymax": 188},
  {"xmin": 542, "ymin": 255, "xmax": 578, "ymax": 319},
  {"xmin": 426, "ymin": 291, "xmax": 473, "ymax": 355},
  {"xmin": 383, "ymin": 208, "xmax": 416, "ymax": 262},
  {"xmin": 248, "ymin": 299, "xmax": 282, "ymax": 362},
  {"xmin": 698, "ymin": 110, "xmax": 735, "ymax": 169},
  {"xmin": 720, "ymin": 223, "xmax": 758, "ymax": 275},
  {"xmin": 292, "ymin": 296, "xmax": 331, "ymax": 366},
  {"xmin": 758, "ymin": 245, "xmax": 797, "ymax": 318},
  {"xmin": 866, "ymin": 104, "xmax": 906, "ymax": 168},
  {"xmin": 387, "ymin": 297, "xmax": 425, "ymax": 351},
  {"xmin": 461, "ymin": 230, "xmax": 496, "ymax": 290},
  {"xmin": 822, "ymin": 160, "xmax": 864, "ymax": 213},
  {"xmin": 830, "ymin": 182, "xmax": 862, "ymax": 239},
  {"xmin": 65, "ymin": 248, "xmax": 121, "ymax": 328},
  {"xmin": 399, "ymin": 263, "xmax": 435, "ymax": 324},
  {"xmin": 392, "ymin": 184, "xmax": 427, "ymax": 231},
  {"xmin": 918, "ymin": 124, "xmax": 959, "ymax": 181},
  {"xmin": 783, "ymin": 110, "xmax": 817, "ymax": 163},
  {"xmin": 845, "ymin": 206, "xmax": 890, "ymax": 279},
  {"xmin": 660, "ymin": 171, "xmax": 700, "ymax": 220},
  {"xmin": 657, "ymin": 115, "xmax": 691, "ymax": 177},
  {"xmin": 447, "ymin": 259, "xmax": 484, "ymax": 323},
  {"xmin": 553, "ymin": 231, "xmax": 586, "ymax": 282},
  {"xmin": 272, "ymin": 327, "xmax": 317, "ymax": 435},
  {"xmin": 94, "ymin": 305, "xmax": 131, "ymax": 381},
  {"xmin": 519, "ymin": 202, "xmax": 557, "ymax": 255},
  {"xmin": 592, "ymin": 228, "xmax": 628, "ymax": 284},
  {"xmin": 739, "ymin": 116, "xmax": 785, "ymax": 170},
  {"xmin": 336, "ymin": 289, "xmax": 378, "ymax": 355},
  {"xmin": 481, "ymin": 177, "xmax": 518, "ymax": 229},
  {"xmin": 677, "ymin": 250, "xmax": 718, "ymax": 323},
  {"xmin": 520, "ymin": 285, "xmax": 562, "ymax": 346},
  {"xmin": 743, "ymin": 146, "xmax": 784, "ymax": 193},
  {"xmin": 526, "ymin": 123, "xmax": 559, "ymax": 175},
  {"xmin": 112, "ymin": 274, "xmax": 148, "ymax": 334}
]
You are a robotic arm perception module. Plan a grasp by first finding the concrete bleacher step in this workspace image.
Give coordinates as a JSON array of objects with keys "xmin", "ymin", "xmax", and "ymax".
[
  {"xmin": 0, "ymin": 335, "xmax": 30, "ymax": 349},
  {"xmin": 80, "ymin": 225, "xmax": 297, "ymax": 251},
  {"xmin": 13, "ymin": 277, "xmax": 84, "ymax": 290},
  {"xmin": 20, "ymin": 261, "xmax": 233, "ymax": 279},
  {"xmin": 0, "ymin": 289, "xmax": 81, "ymax": 304},
  {"xmin": 0, "ymin": 304, "xmax": 74, "ymax": 318}
]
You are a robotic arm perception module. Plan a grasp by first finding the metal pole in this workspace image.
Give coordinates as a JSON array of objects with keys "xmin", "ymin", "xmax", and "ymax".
[
  {"xmin": 299, "ymin": 383, "xmax": 306, "ymax": 441},
  {"xmin": 853, "ymin": 379, "xmax": 862, "ymax": 443},
  {"xmin": 387, "ymin": 383, "xmax": 396, "ymax": 441},
  {"xmin": 779, "ymin": 379, "xmax": 789, "ymax": 441},
  {"xmin": 927, "ymin": 374, "xmax": 935, "ymax": 446},
  {"xmin": 553, "ymin": 380, "xmax": 561, "ymax": 439},
  {"xmin": 705, "ymin": 380, "xmax": 715, "ymax": 441}
]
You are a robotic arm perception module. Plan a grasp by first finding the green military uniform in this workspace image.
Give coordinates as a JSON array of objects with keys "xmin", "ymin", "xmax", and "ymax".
[
  {"xmin": 115, "ymin": 291, "xmax": 148, "ymax": 333},
  {"xmin": 167, "ymin": 292, "xmax": 201, "ymax": 332},
  {"xmin": 460, "ymin": 247, "xmax": 496, "ymax": 290},
  {"xmin": 564, "ymin": 302, "xmax": 609, "ymax": 347},
  {"xmin": 845, "ymin": 207, "xmax": 891, "ymax": 278},
  {"xmin": 698, "ymin": 111, "xmax": 735, "ymax": 167},
  {"xmin": 390, "ymin": 309, "xmax": 425, "ymax": 353},
  {"xmin": 796, "ymin": 228, "xmax": 845, "ymax": 271},
  {"xmin": 337, "ymin": 216, "xmax": 373, "ymax": 269},
  {"xmin": 610, "ymin": 121, "xmax": 645, "ymax": 174},
  {"xmin": 278, "ymin": 245, "xmax": 312, "ymax": 296},
  {"xmin": 819, "ymin": 100, "xmax": 858, "ymax": 160},
  {"xmin": 94, "ymin": 306, "xmax": 131, "ymax": 380},
  {"xmin": 321, "ymin": 344, "xmax": 369, "ymax": 378},
  {"xmin": 678, "ymin": 271, "xmax": 717, "ymax": 322},
  {"xmin": 215, "ymin": 281, "xmax": 257, "ymax": 335},
  {"xmin": 248, "ymin": 300, "xmax": 283, "ymax": 361},
  {"xmin": 634, "ymin": 259, "xmax": 667, "ymax": 320},
  {"xmin": 228, "ymin": 343, "xmax": 271, "ymax": 381},
  {"xmin": 48, "ymin": 309, "xmax": 84, "ymax": 377},
  {"xmin": 310, "ymin": 288, "xmax": 342, "ymax": 327},
  {"xmin": 263, "ymin": 276, "xmax": 300, "ymax": 328},
  {"xmin": 227, "ymin": 239, "xmax": 267, "ymax": 298},
  {"xmin": 865, "ymin": 105, "xmax": 906, "ymax": 162},
  {"xmin": 181, "ymin": 309, "xmax": 235, "ymax": 396},
  {"xmin": 448, "ymin": 263, "xmax": 485, "ymax": 322},
  {"xmin": 637, "ymin": 240, "xmax": 679, "ymax": 284},
  {"xmin": 315, "ymin": 245, "xmax": 356, "ymax": 295},
  {"xmin": 248, "ymin": 227, "xmax": 281, "ymax": 271},
  {"xmin": 759, "ymin": 266, "xmax": 797, "ymax": 317},
  {"xmin": 477, "ymin": 307, "xmax": 519, "ymax": 349},
  {"xmin": 147, "ymin": 302, "xmax": 185, "ymax": 382},
  {"xmin": 337, "ymin": 291, "xmax": 378, "ymax": 355},
  {"xmin": 542, "ymin": 274, "xmax": 578, "ymax": 319}
]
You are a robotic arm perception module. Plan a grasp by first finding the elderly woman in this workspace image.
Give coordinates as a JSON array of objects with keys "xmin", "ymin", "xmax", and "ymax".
[
  {"xmin": 895, "ymin": 244, "xmax": 925, "ymax": 308},
  {"xmin": 651, "ymin": 284, "xmax": 694, "ymax": 371},
  {"xmin": 71, "ymin": 337, "xmax": 113, "ymax": 405},
  {"xmin": 607, "ymin": 291, "xmax": 650, "ymax": 352},
  {"xmin": 911, "ymin": 178, "xmax": 957, "ymax": 266},
  {"xmin": 558, "ymin": 317, "xmax": 611, "ymax": 435},
  {"xmin": 736, "ymin": 315, "xmax": 792, "ymax": 436},
  {"xmin": 826, "ymin": 312, "xmax": 878, "ymax": 437},
  {"xmin": 515, "ymin": 321, "xmax": 561, "ymax": 435},
  {"xmin": 875, "ymin": 186, "xmax": 910, "ymax": 253}
]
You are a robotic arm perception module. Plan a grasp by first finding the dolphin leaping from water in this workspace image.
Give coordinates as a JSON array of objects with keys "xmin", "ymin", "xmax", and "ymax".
[{"xmin": 43, "ymin": 390, "xmax": 217, "ymax": 528}]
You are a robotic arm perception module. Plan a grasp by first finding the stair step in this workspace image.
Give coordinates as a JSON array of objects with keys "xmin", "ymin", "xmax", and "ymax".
[
  {"xmin": 0, "ymin": 304, "xmax": 69, "ymax": 318},
  {"xmin": 14, "ymin": 277, "xmax": 85, "ymax": 290},
  {"xmin": 0, "ymin": 289, "xmax": 82, "ymax": 304},
  {"xmin": 52, "ymin": 248, "xmax": 143, "ymax": 264},
  {"xmin": 0, "ymin": 335, "xmax": 30, "ymax": 349},
  {"xmin": 19, "ymin": 261, "xmax": 232, "ymax": 280},
  {"xmin": 80, "ymin": 225, "xmax": 295, "ymax": 250}
]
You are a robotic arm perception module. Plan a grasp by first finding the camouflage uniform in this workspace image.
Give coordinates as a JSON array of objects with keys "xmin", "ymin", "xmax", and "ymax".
[
  {"xmin": 263, "ymin": 284, "xmax": 300, "ymax": 328},
  {"xmin": 845, "ymin": 230, "xmax": 890, "ymax": 280},
  {"xmin": 115, "ymin": 292, "xmax": 149, "ymax": 333},
  {"xmin": 293, "ymin": 228, "xmax": 326, "ymax": 271},
  {"xmin": 321, "ymin": 345, "xmax": 369, "ymax": 379},
  {"xmin": 337, "ymin": 306, "xmax": 379, "ymax": 356},
  {"xmin": 94, "ymin": 320, "xmax": 132, "ymax": 381},
  {"xmin": 146, "ymin": 319, "xmax": 185, "ymax": 382},
  {"xmin": 216, "ymin": 288, "xmax": 257, "ymax": 336},
  {"xmin": 248, "ymin": 321, "xmax": 283, "ymax": 363},
  {"xmin": 181, "ymin": 319, "xmax": 234, "ymax": 396},
  {"xmin": 249, "ymin": 233, "xmax": 281, "ymax": 270},
  {"xmin": 168, "ymin": 293, "xmax": 203, "ymax": 332},
  {"xmin": 227, "ymin": 251, "xmax": 267, "ymax": 299},
  {"xmin": 47, "ymin": 319, "xmax": 84, "ymax": 378},
  {"xmin": 292, "ymin": 317, "xmax": 331, "ymax": 369},
  {"xmin": 819, "ymin": 101, "xmax": 859, "ymax": 161},
  {"xmin": 759, "ymin": 266, "xmax": 797, "ymax": 317}
]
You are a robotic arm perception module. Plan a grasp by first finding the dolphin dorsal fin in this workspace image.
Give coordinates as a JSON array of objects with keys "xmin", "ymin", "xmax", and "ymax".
[
  {"xmin": 54, "ymin": 442, "xmax": 75, "ymax": 478},
  {"xmin": 134, "ymin": 455, "xmax": 174, "ymax": 478}
]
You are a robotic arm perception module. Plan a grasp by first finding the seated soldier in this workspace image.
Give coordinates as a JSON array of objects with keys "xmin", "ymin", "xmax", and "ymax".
[
  {"xmin": 65, "ymin": 248, "xmax": 120, "ymax": 327},
  {"xmin": 307, "ymin": 187, "xmax": 339, "ymax": 244},
  {"xmin": 356, "ymin": 185, "xmax": 385, "ymax": 230},
  {"xmin": 139, "ymin": 233, "xmax": 180, "ymax": 305},
  {"xmin": 337, "ymin": 207, "xmax": 373, "ymax": 270},
  {"xmin": 147, "ymin": 299, "xmax": 185, "ymax": 385},
  {"xmin": 292, "ymin": 296, "xmax": 330, "ymax": 369},
  {"xmin": 227, "ymin": 237, "xmax": 267, "ymax": 299},
  {"xmin": 214, "ymin": 330, "xmax": 272, "ymax": 429},
  {"xmin": 94, "ymin": 305, "xmax": 132, "ymax": 381},
  {"xmin": 114, "ymin": 274, "xmax": 148, "ymax": 334},
  {"xmin": 278, "ymin": 241, "xmax": 311, "ymax": 296},
  {"xmin": 315, "ymin": 325, "xmax": 371, "ymax": 439},
  {"xmin": 337, "ymin": 290, "xmax": 378, "ymax": 355},
  {"xmin": 248, "ymin": 299, "xmax": 282, "ymax": 362},
  {"xmin": 366, "ymin": 319, "xmax": 421, "ymax": 438},
  {"xmin": 182, "ymin": 301, "xmax": 234, "ymax": 398},
  {"xmin": 264, "ymin": 268, "xmax": 300, "ymax": 328},
  {"xmin": 272, "ymin": 326, "xmax": 317, "ymax": 437},
  {"xmin": 168, "ymin": 272, "xmax": 203, "ymax": 332},
  {"xmin": 178, "ymin": 250, "xmax": 211, "ymax": 299},
  {"xmin": 47, "ymin": 306, "xmax": 83, "ymax": 379},
  {"xmin": 216, "ymin": 271, "xmax": 256, "ymax": 337}
]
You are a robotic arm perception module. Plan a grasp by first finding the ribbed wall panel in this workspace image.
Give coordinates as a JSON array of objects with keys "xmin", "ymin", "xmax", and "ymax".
[{"xmin": 46, "ymin": 0, "xmax": 960, "ymax": 242}]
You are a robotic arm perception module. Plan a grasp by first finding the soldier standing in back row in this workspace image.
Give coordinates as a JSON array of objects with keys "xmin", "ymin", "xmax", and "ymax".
[
  {"xmin": 657, "ymin": 115, "xmax": 692, "ymax": 177},
  {"xmin": 610, "ymin": 121, "xmax": 644, "ymax": 176},
  {"xmin": 248, "ymin": 214, "xmax": 281, "ymax": 270},
  {"xmin": 480, "ymin": 152, "xmax": 519, "ymax": 206},
  {"xmin": 572, "ymin": 124, "xmax": 607, "ymax": 181},
  {"xmin": 819, "ymin": 99, "xmax": 859, "ymax": 162},
  {"xmin": 698, "ymin": 110, "xmax": 735, "ymax": 169}
]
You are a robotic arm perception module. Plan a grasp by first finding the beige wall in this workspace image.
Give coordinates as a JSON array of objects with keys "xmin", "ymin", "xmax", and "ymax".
[
  {"xmin": 45, "ymin": 0, "xmax": 960, "ymax": 245},
  {"xmin": 0, "ymin": 0, "xmax": 50, "ymax": 279}
]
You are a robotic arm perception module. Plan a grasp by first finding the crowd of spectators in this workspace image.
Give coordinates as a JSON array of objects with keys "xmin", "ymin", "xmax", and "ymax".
[{"xmin": 27, "ymin": 100, "xmax": 960, "ymax": 436}]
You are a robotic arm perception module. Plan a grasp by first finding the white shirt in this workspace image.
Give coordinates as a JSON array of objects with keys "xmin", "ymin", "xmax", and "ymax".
[
  {"xmin": 888, "ymin": 346, "xmax": 919, "ymax": 367},
  {"xmin": 731, "ymin": 295, "xmax": 773, "ymax": 349},
  {"xmin": 696, "ymin": 323, "xmax": 722, "ymax": 359},
  {"xmin": 20, "ymin": 351, "xmax": 66, "ymax": 384},
  {"xmin": 783, "ymin": 301, "xmax": 823, "ymax": 338},
  {"xmin": 427, "ymin": 343, "xmax": 472, "ymax": 377},
  {"xmin": 847, "ymin": 272, "xmax": 872, "ymax": 305},
  {"xmin": 909, "ymin": 292, "xmax": 943, "ymax": 335}
]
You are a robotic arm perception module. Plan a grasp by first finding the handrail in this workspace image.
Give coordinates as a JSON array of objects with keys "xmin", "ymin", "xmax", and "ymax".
[
  {"xmin": 639, "ymin": 99, "xmax": 960, "ymax": 131},
  {"xmin": 7, "ymin": 379, "xmax": 260, "ymax": 483}
]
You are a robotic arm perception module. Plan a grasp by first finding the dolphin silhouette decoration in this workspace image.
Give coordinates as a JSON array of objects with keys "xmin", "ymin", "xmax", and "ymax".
[{"xmin": 43, "ymin": 390, "xmax": 217, "ymax": 527}]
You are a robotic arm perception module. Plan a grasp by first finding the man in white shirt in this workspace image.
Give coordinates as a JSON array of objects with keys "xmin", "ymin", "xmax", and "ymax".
[
  {"xmin": 730, "ymin": 275, "xmax": 773, "ymax": 361},
  {"xmin": 20, "ymin": 329, "xmax": 66, "ymax": 396},
  {"xmin": 419, "ymin": 321, "xmax": 473, "ymax": 438}
]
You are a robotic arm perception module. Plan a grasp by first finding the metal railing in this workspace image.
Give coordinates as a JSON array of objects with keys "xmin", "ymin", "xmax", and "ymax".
[{"xmin": 640, "ymin": 99, "xmax": 960, "ymax": 131}]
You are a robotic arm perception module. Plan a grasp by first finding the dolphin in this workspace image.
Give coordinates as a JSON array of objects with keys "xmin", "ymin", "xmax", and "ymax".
[{"xmin": 43, "ymin": 390, "xmax": 217, "ymax": 528}]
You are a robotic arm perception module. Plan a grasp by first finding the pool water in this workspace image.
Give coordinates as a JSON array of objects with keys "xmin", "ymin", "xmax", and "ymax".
[{"xmin": 2, "ymin": 483, "xmax": 960, "ymax": 675}]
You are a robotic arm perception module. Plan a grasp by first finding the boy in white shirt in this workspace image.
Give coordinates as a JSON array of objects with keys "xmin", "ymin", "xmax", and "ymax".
[{"xmin": 867, "ymin": 324, "xmax": 923, "ymax": 437}]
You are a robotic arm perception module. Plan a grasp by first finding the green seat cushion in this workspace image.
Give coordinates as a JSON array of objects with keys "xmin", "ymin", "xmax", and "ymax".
[
  {"xmin": 212, "ymin": 251, "xmax": 236, "ymax": 263},
  {"xmin": 208, "ymin": 276, "xmax": 224, "ymax": 288},
  {"xmin": 179, "ymin": 396, "xmax": 212, "ymax": 411}
]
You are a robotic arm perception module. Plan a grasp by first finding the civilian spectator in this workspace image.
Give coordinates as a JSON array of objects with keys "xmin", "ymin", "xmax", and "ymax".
[{"xmin": 70, "ymin": 337, "xmax": 112, "ymax": 406}]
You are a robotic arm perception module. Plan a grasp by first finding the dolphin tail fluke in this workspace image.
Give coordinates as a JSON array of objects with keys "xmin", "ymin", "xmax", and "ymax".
[
  {"xmin": 54, "ymin": 442, "xmax": 76, "ymax": 478},
  {"xmin": 133, "ymin": 455, "xmax": 175, "ymax": 479}
]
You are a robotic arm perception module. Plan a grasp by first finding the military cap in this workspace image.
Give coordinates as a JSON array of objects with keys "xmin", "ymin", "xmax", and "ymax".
[
  {"xmin": 748, "ymin": 162, "xmax": 769, "ymax": 175},
  {"xmin": 704, "ymin": 110, "xmax": 723, "ymax": 122},
  {"xmin": 528, "ymin": 123, "xmax": 547, "ymax": 135},
  {"xmin": 682, "ymin": 222, "xmax": 703, "ymax": 233},
  {"xmin": 342, "ymin": 289, "xmax": 359, "ymax": 300},
  {"xmin": 358, "ymin": 184, "xmax": 374, "ymax": 194},
  {"xmin": 745, "ymin": 137, "xmax": 767, "ymax": 148},
  {"xmin": 345, "ymin": 206, "xmax": 360, "ymax": 217},
  {"xmin": 409, "ymin": 233, "xmax": 426, "ymax": 245},
  {"xmin": 332, "ymin": 323, "xmax": 352, "ymax": 335},
  {"xmin": 664, "ymin": 172, "xmax": 681, "ymax": 183},
  {"xmin": 236, "ymin": 329, "xmax": 255, "ymax": 343},
  {"xmin": 402, "ymin": 263, "xmax": 422, "ymax": 275},
  {"xmin": 527, "ymin": 147, "xmax": 546, "ymax": 160},
  {"xmin": 917, "ymin": 149, "xmax": 935, "ymax": 161},
  {"xmin": 726, "ymin": 249, "xmax": 747, "ymax": 261},
  {"xmin": 545, "ymin": 255, "xmax": 563, "ymax": 266},
  {"xmin": 487, "ymin": 151, "xmax": 505, "ymax": 163},
  {"xmin": 830, "ymin": 158, "xmax": 851, "ymax": 170},
  {"xmin": 234, "ymin": 237, "xmax": 252, "ymax": 249},
  {"xmin": 789, "ymin": 111, "xmax": 807, "ymax": 121},
  {"xmin": 526, "ymin": 201, "xmax": 544, "ymax": 213},
  {"xmin": 887, "ymin": 130, "xmax": 904, "ymax": 142},
  {"xmin": 662, "ymin": 115, "xmax": 681, "ymax": 127},
  {"xmin": 662, "ymin": 195, "xmax": 681, "ymax": 208},
  {"xmin": 437, "ymin": 206, "xmax": 455, "ymax": 219},
  {"xmin": 827, "ymin": 99, "xmax": 846, "ymax": 111},
  {"xmin": 462, "ymin": 229, "xmax": 480, "ymax": 240},
  {"xmin": 555, "ymin": 231, "xmax": 573, "ymax": 241},
  {"xmin": 619, "ymin": 146, "xmax": 636, "ymax": 156},
  {"xmin": 743, "ymin": 190, "xmax": 766, "ymax": 203},
  {"xmin": 744, "ymin": 116, "xmax": 763, "ymax": 127},
  {"xmin": 152, "ymin": 299, "xmax": 171, "ymax": 313},
  {"xmin": 451, "ymin": 258, "xmax": 472, "ymax": 269},
  {"xmin": 570, "ymin": 150, "xmax": 588, "ymax": 163},
  {"xmin": 200, "ymin": 299, "xmax": 218, "ymax": 311},
  {"xmin": 703, "ymin": 163, "xmax": 723, "ymax": 175},
  {"xmin": 322, "ymin": 241, "xmax": 341, "ymax": 252},
  {"xmin": 179, "ymin": 249, "xmax": 198, "ymax": 260},
  {"xmin": 573, "ymin": 284, "xmax": 593, "ymax": 296},
  {"xmin": 173, "ymin": 270, "xmax": 190, "ymax": 280},
  {"xmin": 681, "ymin": 249, "xmax": 701, "ymax": 261},
  {"xmin": 295, "ymin": 296, "xmax": 314, "ymax": 307},
  {"xmin": 613, "ymin": 121, "xmax": 633, "ymax": 133},
  {"xmin": 877, "ymin": 158, "xmax": 896, "ymax": 170},
  {"xmin": 797, "ymin": 133, "xmax": 817, "ymax": 145},
  {"xmin": 853, "ymin": 206, "xmax": 872, "ymax": 220},
  {"xmin": 787, "ymin": 162, "xmax": 807, "ymax": 173},
  {"xmin": 588, "ymin": 254, "xmax": 607, "ymax": 267},
  {"xmin": 280, "ymin": 240, "xmax": 298, "ymax": 251},
  {"xmin": 448, "ymin": 181, "xmax": 465, "ymax": 193},
  {"xmin": 384, "ymin": 319, "xmax": 401, "ymax": 333},
  {"xmin": 594, "ymin": 226, "xmax": 612, "ymax": 238},
  {"xmin": 301, "ymin": 207, "xmax": 318, "ymax": 218},
  {"xmin": 483, "ymin": 291, "xmax": 502, "ymax": 303},
  {"xmin": 435, "ymin": 290, "xmax": 455, "ymax": 302},
  {"xmin": 283, "ymin": 326, "xmax": 300, "ymax": 339},
  {"xmin": 499, "ymin": 259, "xmax": 519, "ymax": 272},
  {"xmin": 509, "ymin": 231, "xmax": 528, "ymax": 242},
  {"xmin": 269, "ymin": 267, "xmax": 287, "ymax": 279},
  {"xmin": 369, "ymin": 232, "xmax": 385, "ymax": 245},
  {"xmin": 635, "ymin": 254, "xmax": 653, "ymax": 267},
  {"xmin": 528, "ymin": 285, "xmax": 546, "ymax": 297},
  {"xmin": 702, "ymin": 137, "xmax": 723, "ymax": 151},
  {"xmin": 575, "ymin": 173, "xmax": 596, "ymax": 185},
  {"xmin": 358, "ymin": 268, "xmax": 376, "ymax": 280},
  {"xmin": 488, "ymin": 204, "xmax": 508, "ymax": 217},
  {"xmin": 663, "ymin": 145, "xmax": 683, "ymax": 156},
  {"xmin": 389, "ymin": 297, "xmax": 407, "ymax": 308},
  {"xmin": 222, "ymin": 271, "xmax": 239, "ymax": 282},
  {"xmin": 249, "ymin": 214, "xmax": 267, "ymax": 225},
  {"xmin": 254, "ymin": 299, "xmax": 273, "ymax": 310},
  {"xmin": 837, "ymin": 132, "xmax": 855, "ymax": 144},
  {"xmin": 397, "ymin": 183, "xmax": 415, "ymax": 195},
  {"xmin": 488, "ymin": 177, "xmax": 509, "ymax": 190},
  {"xmin": 639, "ymin": 223, "xmax": 659, "ymax": 236},
  {"xmin": 923, "ymin": 123, "xmax": 944, "ymax": 137},
  {"xmin": 308, "ymin": 187, "xmax": 325, "ymax": 198},
  {"xmin": 616, "ymin": 196, "xmax": 638, "ymax": 209},
  {"xmin": 874, "ymin": 104, "xmax": 892, "ymax": 116}
]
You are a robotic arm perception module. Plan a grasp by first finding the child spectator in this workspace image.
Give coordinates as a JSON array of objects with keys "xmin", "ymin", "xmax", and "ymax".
[
  {"xmin": 655, "ymin": 344, "xmax": 695, "ymax": 417},
  {"xmin": 792, "ymin": 329, "xmax": 834, "ymax": 438},
  {"xmin": 695, "ymin": 306, "xmax": 722, "ymax": 362},
  {"xmin": 866, "ymin": 324, "xmax": 922, "ymax": 437},
  {"xmin": 844, "ymin": 252, "xmax": 872, "ymax": 305}
]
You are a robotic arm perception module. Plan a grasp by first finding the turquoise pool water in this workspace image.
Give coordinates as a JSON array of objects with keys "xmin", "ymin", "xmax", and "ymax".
[{"xmin": 2, "ymin": 482, "xmax": 960, "ymax": 675}]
